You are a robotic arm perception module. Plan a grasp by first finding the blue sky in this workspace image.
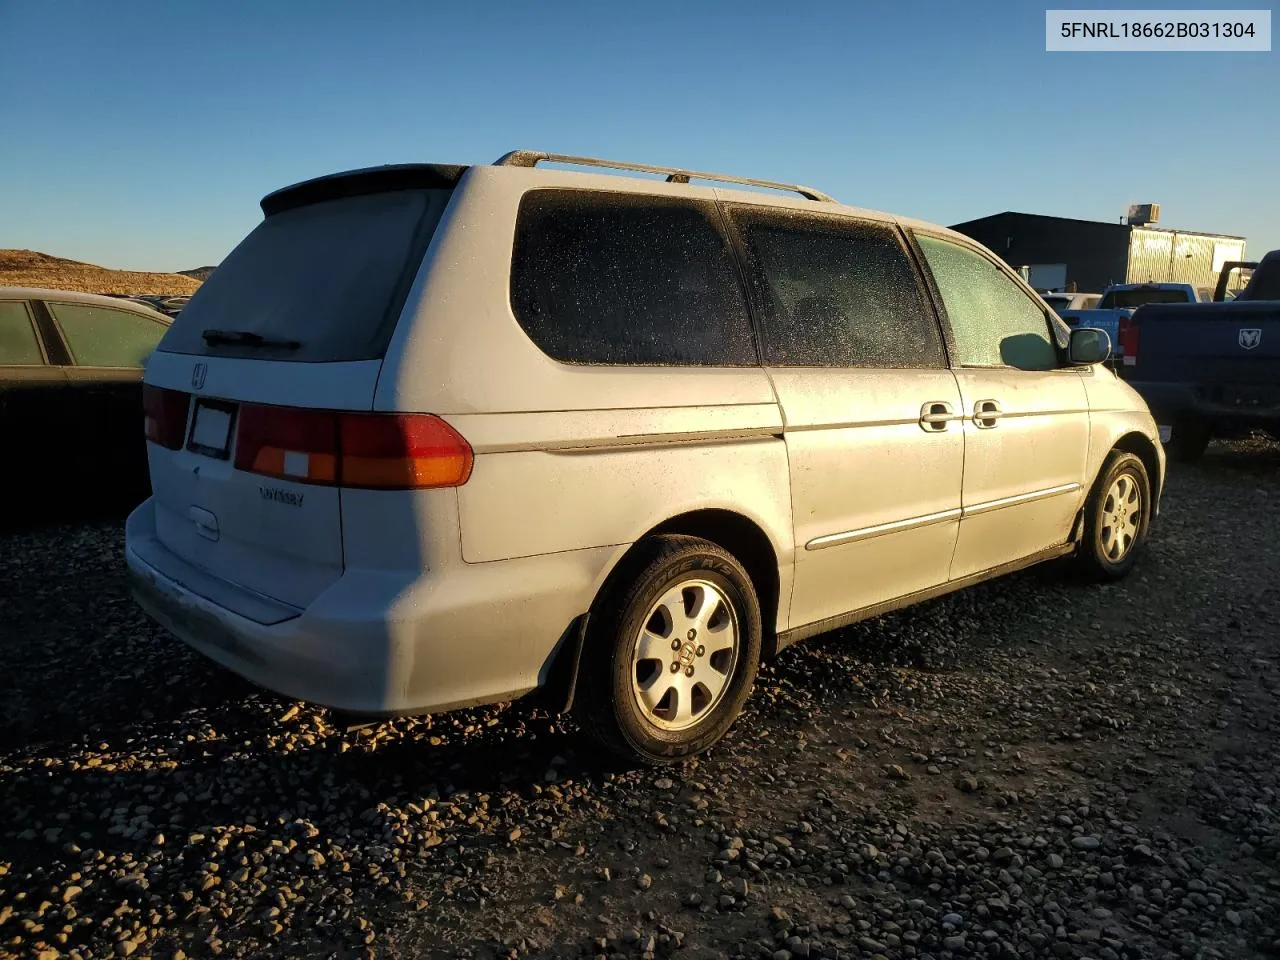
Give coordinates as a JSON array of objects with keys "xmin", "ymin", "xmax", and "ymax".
[{"xmin": 0, "ymin": 0, "xmax": 1275, "ymax": 271}]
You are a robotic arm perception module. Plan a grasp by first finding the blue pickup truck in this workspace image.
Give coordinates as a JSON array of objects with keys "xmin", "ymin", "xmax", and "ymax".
[
  {"xmin": 1060, "ymin": 282, "xmax": 1211, "ymax": 361},
  {"xmin": 1120, "ymin": 250, "xmax": 1280, "ymax": 461}
]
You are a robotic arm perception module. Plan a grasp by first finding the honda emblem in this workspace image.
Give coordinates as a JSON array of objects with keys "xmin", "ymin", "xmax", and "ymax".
[
  {"xmin": 191, "ymin": 362, "xmax": 207, "ymax": 389},
  {"xmin": 1238, "ymin": 328, "xmax": 1262, "ymax": 350}
]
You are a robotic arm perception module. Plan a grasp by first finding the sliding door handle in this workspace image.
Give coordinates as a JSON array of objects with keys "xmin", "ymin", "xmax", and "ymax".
[
  {"xmin": 973, "ymin": 399, "xmax": 1002, "ymax": 429},
  {"xmin": 919, "ymin": 400, "xmax": 959, "ymax": 432}
]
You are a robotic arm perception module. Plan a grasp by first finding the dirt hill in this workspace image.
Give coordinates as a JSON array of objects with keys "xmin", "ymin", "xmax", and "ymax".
[
  {"xmin": 0, "ymin": 249, "xmax": 201, "ymax": 296},
  {"xmin": 178, "ymin": 266, "xmax": 216, "ymax": 282}
]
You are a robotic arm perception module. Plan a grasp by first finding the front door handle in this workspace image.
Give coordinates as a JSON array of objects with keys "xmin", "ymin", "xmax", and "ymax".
[
  {"xmin": 973, "ymin": 399, "xmax": 1002, "ymax": 429},
  {"xmin": 919, "ymin": 400, "xmax": 959, "ymax": 432}
]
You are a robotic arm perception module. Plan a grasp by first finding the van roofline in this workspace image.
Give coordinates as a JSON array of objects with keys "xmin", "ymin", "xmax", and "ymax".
[
  {"xmin": 254, "ymin": 153, "xmax": 989, "ymax": 256},
  {"xmin": 261, "ymin": 150, "xmax": 840, "ymax": 215}
]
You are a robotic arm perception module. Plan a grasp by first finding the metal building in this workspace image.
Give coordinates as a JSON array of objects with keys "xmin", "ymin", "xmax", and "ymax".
[{"xmin": 949, "ymin": 211, "xmax": 1246, "ymax": 294}]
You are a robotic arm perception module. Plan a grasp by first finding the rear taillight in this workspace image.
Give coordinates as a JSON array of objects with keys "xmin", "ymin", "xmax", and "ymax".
[
  {"xmin": 1118, "ymin": 314, "xmax": 1140, "ymax": 367},
  {"xmin": 234, "ymin": 406, "xmax": 339, "ymax": 484},
  {"xmin": 339, "ymin": 413, "xmax": 474, "ymax": 489},
  {"xmin": 142, "ymin": 385, "xmax": 190, "ymax": 449},
  {"xmin": 233, "ymin": 406, "xmax": 473, "ymax": 490}
]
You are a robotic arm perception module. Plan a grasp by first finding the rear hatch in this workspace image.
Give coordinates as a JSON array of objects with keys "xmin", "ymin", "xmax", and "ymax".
[
  {"xmin": 141, "ymin": 166, "xmax": 460, "ymax": 610},
  {"xmin": 1128, "ymin": 302, "xmax": 1280, "ymax": 405}
]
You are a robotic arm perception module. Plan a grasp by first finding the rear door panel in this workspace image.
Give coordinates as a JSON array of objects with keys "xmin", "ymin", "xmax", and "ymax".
[
  {"xmin": 0, "ymin": 300, "xmax": 69, "ymax": 499},
  {"xmin": 60, "ymin": 367, "xmax": 150, "ymax": 491},
  {"xmin": 38, "ymin": 299, "xmax": 172, "ymax": 490},
  {"xmin": 772, "ymin": 368, "xmax": 964, "ymax": 627},
  {"xmin": 720, "ymin": 202, "xmax": 964, "ymax": 630}
]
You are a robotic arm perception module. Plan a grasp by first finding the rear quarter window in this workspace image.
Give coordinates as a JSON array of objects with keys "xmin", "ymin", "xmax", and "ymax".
[
  {"xmin": 158, "ymin": 188, "xmax": 451, "ymax": 363},
  {"xmin": 510, "ymin": 190, "xmax": 757, "ymax": 366},
  {"xmin": 46, "ymin": 303, "xmax": 169, "ymax": 367}
]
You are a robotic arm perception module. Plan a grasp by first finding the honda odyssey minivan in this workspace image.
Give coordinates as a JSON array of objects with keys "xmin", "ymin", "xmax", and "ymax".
[{"xmin": 126, "ymin": 150, "xmax": 1164, "ymax": 763}]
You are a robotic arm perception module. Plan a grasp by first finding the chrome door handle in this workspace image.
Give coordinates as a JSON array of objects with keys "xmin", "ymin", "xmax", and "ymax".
[
  {"xmin": 973, "ymin": 399, "xmax": 1002, "ymax": 429},
  {"xmin": 919, "ymin": 400, "xmax": 959, "ymax": 432}
]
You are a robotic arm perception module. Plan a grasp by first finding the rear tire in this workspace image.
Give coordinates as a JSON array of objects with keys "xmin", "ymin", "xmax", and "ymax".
[
  {"xmin": 1166, "ymin": 416, "xmax": 1211, "ymax": 463},
  {"xmin": 1077, "ymin": 450, "xmax": 1152, "ymax": 582},
  {"xmin": 574, "ymin": 535, "xmax": 761, "ymax": 765}
]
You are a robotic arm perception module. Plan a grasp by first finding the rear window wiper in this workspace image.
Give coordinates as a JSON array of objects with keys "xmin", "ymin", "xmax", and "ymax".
[{"xmin": 201, "ymin": 329, "xmax": 301, "ymax": 350}]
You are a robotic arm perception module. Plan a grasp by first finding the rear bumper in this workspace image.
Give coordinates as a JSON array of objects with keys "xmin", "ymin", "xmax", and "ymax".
[
  {"xmin": 1128, "ymin": 381, "xmax": 1280, "ymax": 429},
  {"xmin": 125, "ymin": 499, "xmax": 606, "ymax": 715}
]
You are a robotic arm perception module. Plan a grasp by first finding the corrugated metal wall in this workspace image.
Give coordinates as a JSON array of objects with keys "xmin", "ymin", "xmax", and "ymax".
[
  {"xmin": 951, "ymin": 214, "xmax": 1247, "ymax": 293},
  {"xmin": 1127, "ymin": 228, "xmax": 1246, "ymax": 288}
]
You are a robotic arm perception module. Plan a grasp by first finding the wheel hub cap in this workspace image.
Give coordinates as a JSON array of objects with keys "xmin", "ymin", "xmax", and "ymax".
[
  {"xmin": 1099, "ymin": 473, "xmax": 1142, "ymax": 562},
  {"xmin": 631, "ymin": 578, "xmax": 739, "ymax": 732}
]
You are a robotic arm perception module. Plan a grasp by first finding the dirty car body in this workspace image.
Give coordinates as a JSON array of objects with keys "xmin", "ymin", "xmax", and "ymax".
[{"xmin": 124, "ymin": 152, "xmax": 1165, "ymax": 763}]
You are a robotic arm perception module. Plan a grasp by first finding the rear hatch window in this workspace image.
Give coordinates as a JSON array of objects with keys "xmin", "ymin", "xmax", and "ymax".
[
  {"xmin": 158, "ymin": 187, "xmax": 452, "ymax": 362},
  {"xmin": 1099, "ymin": 288, "xmax": 1191, "ymax": 309}
]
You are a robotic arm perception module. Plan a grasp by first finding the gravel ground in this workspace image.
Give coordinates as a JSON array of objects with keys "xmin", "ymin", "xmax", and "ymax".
[{"xmin": 2, "ymin": 435, "xmax": 1278, "ymax": 960}]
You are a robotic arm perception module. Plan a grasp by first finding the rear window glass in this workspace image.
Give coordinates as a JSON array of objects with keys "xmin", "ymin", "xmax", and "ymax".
[
  {"xmin": 0, "ymin": 301, "xmax": 43, "ymax": 365},
  {"xmin": 158, "ymin": 188, "xmax": 451, "ymax": 362},
  {"xmin": 47, "ymin": 303, "xmax": 169, "ymax": 367},
  {"xmin": 1099, "ymin": 288, "xmax": 1191, "ymax": 308},
  {"xmin": 510, "ymin": 190, "xmax": 757, "ymax": 366}
]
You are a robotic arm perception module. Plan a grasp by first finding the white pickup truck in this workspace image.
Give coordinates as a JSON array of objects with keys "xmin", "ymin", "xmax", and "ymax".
[{"xmin": 1042, "ymin": 291, "xmax": 1101, "ymax": 315}]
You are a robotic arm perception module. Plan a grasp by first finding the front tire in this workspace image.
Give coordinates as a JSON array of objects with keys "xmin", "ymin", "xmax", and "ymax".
[
  {"xmin": 1077, "ymin": 450, "xmax": 1152, "ymax": 582},
  {"xmin": 574, "ymin": 535, "xmax": 762, "ymax": 765}
]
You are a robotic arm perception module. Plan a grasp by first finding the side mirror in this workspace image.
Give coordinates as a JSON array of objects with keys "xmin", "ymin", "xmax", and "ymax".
[{"xmin": 1069, "ymin": 327, "xmax": 1111, "ymax": 365}]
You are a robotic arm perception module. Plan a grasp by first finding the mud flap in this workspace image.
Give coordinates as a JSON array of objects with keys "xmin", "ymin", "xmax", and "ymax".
[{"xmin": 534, "ymin": 614, "xmax": 589, "ymax": 714}]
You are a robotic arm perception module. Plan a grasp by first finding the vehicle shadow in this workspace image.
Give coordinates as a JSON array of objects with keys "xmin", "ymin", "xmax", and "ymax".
[
  {"xmin": 1196, "ymin": 434, "xmax": 1280, "ymax": 476},
  {"xmin": 0, "ymin": 553, "xmax": 1090, "ymax": 960},
  {"xmin": 1, "ymin": 688, "xmax": 596, "ymax": 854},
  {"xmin": 0, "ymin": 697, "xmax": 597, "ymax": 958},
  {"xmin": 0, "ymin": 522, "xmax": 1084, "ymax": 760},
  {"xmin": 0, "ymin": 479, "xmax": 148, "ymax": 535}
]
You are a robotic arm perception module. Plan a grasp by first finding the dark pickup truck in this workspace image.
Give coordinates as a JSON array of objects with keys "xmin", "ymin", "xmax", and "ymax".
[{"xmin": 1120, "ymin": 250, "xmax": 1280, "ymax": 462}]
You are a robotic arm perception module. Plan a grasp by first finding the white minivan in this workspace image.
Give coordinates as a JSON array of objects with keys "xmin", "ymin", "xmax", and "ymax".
[{"xmin": 126, "ymin": 151, "xmax": 1165, "ymax": 764}]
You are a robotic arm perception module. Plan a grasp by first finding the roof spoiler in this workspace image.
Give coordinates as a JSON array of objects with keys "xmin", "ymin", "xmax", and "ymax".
[{"xmin": 260, "ymin": 164, "xmax": 467, "ymax": 216}]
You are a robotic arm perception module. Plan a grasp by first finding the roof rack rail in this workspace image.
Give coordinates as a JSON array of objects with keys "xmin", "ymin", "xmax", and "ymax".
[{"xmin": 494, "ymin": 150, "xmax": 836, "ymax": 203}]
